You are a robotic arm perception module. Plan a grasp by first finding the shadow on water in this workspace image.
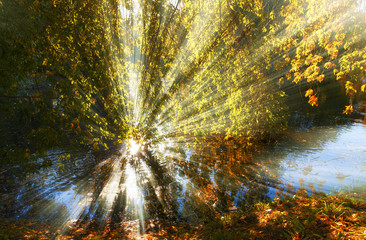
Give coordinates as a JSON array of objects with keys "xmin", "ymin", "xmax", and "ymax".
[{"xmin": 1, "ymin": 121, "xmax": 366, "ymax": 235}]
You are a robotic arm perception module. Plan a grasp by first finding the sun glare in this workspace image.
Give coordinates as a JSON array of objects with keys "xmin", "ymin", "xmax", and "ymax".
[{"xmin": 128, "ymin": 139, "xmax": 141, "ymax": 155}]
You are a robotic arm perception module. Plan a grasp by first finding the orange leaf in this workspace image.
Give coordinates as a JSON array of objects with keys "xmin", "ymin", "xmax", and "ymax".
[
  {"xmin": 317, "ymin": 74, "xmax": 325, "ymax": 82},
  {"xmin": 308, "ymin": 96, "xmax": 318, "ymax": 107},
  {"xmin": 285, "ymin": 72, "xmax": 291, "ymax": 80},
  {"xmin": 343, "ymin": 105, "xmax": 353, "ymax": 115}
]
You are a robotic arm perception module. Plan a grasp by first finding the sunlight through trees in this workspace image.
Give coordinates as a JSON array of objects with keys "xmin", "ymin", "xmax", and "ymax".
[{"xmin": 0, "ymin": 0, "xmax": 365, "ymax": 238}]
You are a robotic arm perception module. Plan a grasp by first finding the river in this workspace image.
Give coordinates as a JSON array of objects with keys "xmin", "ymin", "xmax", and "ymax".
[{"xmin": 1, "ymin": 120, "xmax": 365, "ymax": 232}]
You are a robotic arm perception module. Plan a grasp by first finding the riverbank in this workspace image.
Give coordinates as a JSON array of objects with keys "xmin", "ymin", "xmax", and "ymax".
[
  {"xmin": 1, "ymin": 191, "xmax": 365, "ymax": 239},
  {"xmin": 176, "ymin": 191, "xmax": 366, "ymax": 240}
]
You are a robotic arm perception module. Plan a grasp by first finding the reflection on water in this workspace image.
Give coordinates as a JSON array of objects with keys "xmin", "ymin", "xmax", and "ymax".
[
  {"xmin": 258, "ymin": 122, "xmax": 366, "ymax": 199},
  {"xmin": 1, "ymin": 122, "xmax": 366, "ymax": 234}
]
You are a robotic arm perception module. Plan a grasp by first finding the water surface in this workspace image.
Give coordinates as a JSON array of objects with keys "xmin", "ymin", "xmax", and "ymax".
[{"xmin": 1, "ymin": 122, "xmax": 365, "ymax": 231}]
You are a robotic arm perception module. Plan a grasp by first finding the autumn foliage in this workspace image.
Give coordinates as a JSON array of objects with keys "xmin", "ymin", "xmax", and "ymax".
[{"xmin": 0, "ymin": 0, "xmax": 365, "ymax": 161}]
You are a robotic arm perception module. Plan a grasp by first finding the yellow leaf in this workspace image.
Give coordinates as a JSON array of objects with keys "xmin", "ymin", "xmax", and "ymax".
[
  {"xmin": 278, "ymin": 77, "xmax": 284, "ymax": 87},
  {"xmin": 343, "ymin": 105, "xmax": 353, "ymax": 115},
  {"xmin": 345, "ymin": 81, "xmax": 357, "ymax": 95},
  {"xmin": 305, "ymin": 89, "xmax": 313, "ymax": 97}
]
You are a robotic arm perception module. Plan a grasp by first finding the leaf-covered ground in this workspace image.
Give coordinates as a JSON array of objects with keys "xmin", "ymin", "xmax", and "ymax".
[{"xmin": 1, "ymin": 192, "xmax": 365, "ymax": 239}]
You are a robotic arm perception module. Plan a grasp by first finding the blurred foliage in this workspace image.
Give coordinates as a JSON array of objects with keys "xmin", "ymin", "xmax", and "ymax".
[{"xmin": 0, "ymin": 0, "xmax": 365, "ymax": 165}]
